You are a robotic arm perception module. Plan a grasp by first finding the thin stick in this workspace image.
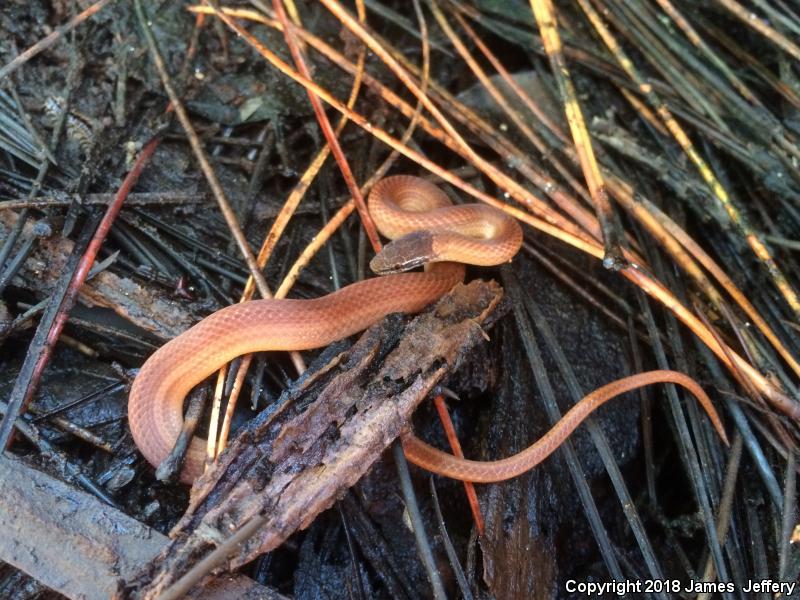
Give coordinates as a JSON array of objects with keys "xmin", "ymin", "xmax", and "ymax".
[
  {"xmin": 432, "ymin": 393, "xmax": 484, "ymax": 536},
  {"xmin": 528, "ymin": 0, "xmax": 625, "ymax": 268},
  {"xmin": 0, "ymin": 0, "xmax": 115, "ymax": 81},
  {"xmin": 135, "ymin": 3, "xmax": 272, "ymax": 307}
]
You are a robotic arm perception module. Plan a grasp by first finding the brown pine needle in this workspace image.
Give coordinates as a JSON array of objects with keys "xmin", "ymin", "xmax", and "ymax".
[
  {"xmin": 529, "ymin": 0, "xmax": 625, "ymax": 269},
  {"xmin": 190, "ymin": 6, "xmax": 601, "ymax": 254},
  {"xmin": 432, "ymin": 393, "xmax": 485, "ymax": 536},
  {"xmin": 430, "ymin": 0, "xmax": 601, "ymax": 239}
]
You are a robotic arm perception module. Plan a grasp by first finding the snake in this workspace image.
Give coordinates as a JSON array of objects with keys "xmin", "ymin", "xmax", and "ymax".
[
  {"xmin": 128, "ymin": 175, "xmax": 726, "ymax": 485},
  {"xmin": 127, "ymin": 175, "xmax": 522, "ymax": 483}
]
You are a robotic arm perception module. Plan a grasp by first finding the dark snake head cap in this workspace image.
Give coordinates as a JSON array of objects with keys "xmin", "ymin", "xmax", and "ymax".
[{"xmin": 370, "ymin": 230, "xmax": 437, "ymax": 274}]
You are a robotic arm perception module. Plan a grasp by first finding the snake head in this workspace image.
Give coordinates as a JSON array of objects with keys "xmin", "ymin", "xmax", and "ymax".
[{"xmin": 370, "ymin": 230, "xmax": 437, "ymax": 274}]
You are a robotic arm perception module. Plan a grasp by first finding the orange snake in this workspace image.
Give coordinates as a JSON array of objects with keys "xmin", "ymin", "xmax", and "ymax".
[{"xmin": 128, "ymin": 175, "xmax": 726, "ymax": 484}]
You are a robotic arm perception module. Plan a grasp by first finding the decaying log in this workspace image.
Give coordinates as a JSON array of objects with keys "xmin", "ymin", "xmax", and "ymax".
[
  {"xmin": 0, "ymin": 455, "xmax": 287, "ymax": 600},
  {"xmin": 122, "ymin": 279, "xmax": 504, "ymax": 599}
]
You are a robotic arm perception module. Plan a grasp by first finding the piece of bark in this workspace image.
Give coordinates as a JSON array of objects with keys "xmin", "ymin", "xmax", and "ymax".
[
  {"xmin": 0, "ymin": 455, "xmax": 287, "ymax": 600},
  {"xmin": 122, "ymin": 280, "xmax": 504, "ymax": 599},
  {"xmin": 0, "ymin": 210, "xmax": 193, "ymax": 339}
]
